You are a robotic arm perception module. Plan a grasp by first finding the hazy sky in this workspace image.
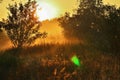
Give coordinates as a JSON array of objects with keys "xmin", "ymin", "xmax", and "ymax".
[{"xmin": 0, "ymin": 0, "xmax": 120, "ymax": 20}]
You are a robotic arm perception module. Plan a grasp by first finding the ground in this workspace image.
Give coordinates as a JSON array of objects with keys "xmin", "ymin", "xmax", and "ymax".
[{"xmin": 0, "ymin": 43, "xmax": 120, "ymax": 80}]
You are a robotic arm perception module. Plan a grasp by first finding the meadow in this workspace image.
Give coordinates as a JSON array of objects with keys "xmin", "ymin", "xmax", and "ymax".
[
  {"xmin": 0, "ymin": 43, "xmax": 119, "ymax": 80},
  {"xmin": 0, "ymin": 0, "xmax": 120, "ymax": 80}
]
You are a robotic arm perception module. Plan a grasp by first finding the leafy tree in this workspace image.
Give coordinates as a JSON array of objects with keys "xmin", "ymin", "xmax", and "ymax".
[
  {"xmin": 1, "ymin": 0, "xmax": 47, "ymax": 48},
  {"xmin": 59, "ymin": 0, "xmax": 120, "ymax": 54},
  {"xmin": 59, "ymin": 0, "xmax": 104, "ymax": 45},
  {"xmin": 103, "ymin": 5, "xmax": 120, "ymax": 53}
]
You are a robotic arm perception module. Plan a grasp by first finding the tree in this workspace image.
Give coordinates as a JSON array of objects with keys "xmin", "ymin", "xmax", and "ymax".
[
  {"xmin": 59, "ymin": 0, "xmax": 120, "ymax": 54},
  {"xmin": 59, "ymin": 0, "xmax": 104, "ymax": 45},
  {"xmin": 0, "ymin": 22, "xmax": 4, "ymax": 32},
  {"xmin": 103, "ymin": 5, "xmax": 120, "ymax": 53},
  {"xmin": 1, "ymin": 0, "xmax": 47, "ymax": 48}
]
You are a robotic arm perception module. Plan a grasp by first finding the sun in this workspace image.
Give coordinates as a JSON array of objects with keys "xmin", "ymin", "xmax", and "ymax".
[{"xmin": 36, "ymin": 2, "xmax": 58, "ymax": 21}]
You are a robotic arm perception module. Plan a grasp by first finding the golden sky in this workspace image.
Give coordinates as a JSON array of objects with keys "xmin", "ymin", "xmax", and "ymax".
[
  {"xmin": 0, "ymin": 0, "xmax": 120, "ymax": 20},
  {"xmin": 0, "ymin": 0, "xmax": 78, "ymax": 20}
]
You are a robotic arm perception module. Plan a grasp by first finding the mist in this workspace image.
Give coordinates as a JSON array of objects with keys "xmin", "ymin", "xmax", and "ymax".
[
  {"xmin": 0, "ymin": 31, "xmax": 11, "ymax": 50},
  {"xmin": 0, "ymin": 18, "xmax": 80, "ymax": 50},
  {"xmin": 35, "ymin": 19, "xmax": 80, "ymax": 44}
]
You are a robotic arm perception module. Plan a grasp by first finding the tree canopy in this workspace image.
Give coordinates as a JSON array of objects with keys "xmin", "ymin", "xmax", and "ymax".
[
  {"xmin": 59, "ymin": 0, "xmax": 120, "ymax": 54},
  {"xmin": 0, "ymin": 0, "xmax": 47, "ymax": 48}
]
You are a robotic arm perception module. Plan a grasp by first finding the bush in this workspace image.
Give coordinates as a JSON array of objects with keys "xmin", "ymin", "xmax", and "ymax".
[{"xmin": 0, "ymin": 51, "xmax": 20, "ymax": 80}]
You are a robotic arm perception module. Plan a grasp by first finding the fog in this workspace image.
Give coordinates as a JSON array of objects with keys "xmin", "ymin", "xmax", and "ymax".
[
  {"xmin": 0, "ymin": 19, "xmax": 80, "ymax": 50},
  {"xmin": 0, "ymin": 31, "xmax": 12, "ymax": 51}
]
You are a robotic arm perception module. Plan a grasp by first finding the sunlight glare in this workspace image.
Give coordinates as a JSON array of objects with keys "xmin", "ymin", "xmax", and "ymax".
[{"xmin": 36, "ymin": 2, "xmax": 58, "ymax": 21}]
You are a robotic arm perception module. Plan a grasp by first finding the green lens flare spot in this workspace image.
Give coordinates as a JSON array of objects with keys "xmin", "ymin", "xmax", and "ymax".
[{"xmin": 71, "ymin": 55, "xmax": 81, "ymax": 67}]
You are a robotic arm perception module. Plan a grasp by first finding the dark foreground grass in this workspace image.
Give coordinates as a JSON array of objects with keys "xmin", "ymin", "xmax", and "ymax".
[{"xmin": 0, "ymin": 43, "xmax": 120, "ymax": 80}]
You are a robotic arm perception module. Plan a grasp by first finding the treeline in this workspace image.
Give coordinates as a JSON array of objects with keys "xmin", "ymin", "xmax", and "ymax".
[{"xmin": 59, "ymin": 0, "xmax": 120, "ymax": 55}]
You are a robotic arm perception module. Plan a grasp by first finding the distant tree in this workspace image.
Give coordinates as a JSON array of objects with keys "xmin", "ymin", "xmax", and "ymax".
[
  {"xmin": 1, "ymin": 0, "xmax": 47, "ymax": 48},
  {"xmin": 0, "ymin": 22, "xmax": 4, "ymax": 32},
  {"xmin": 0, "ymin": 0, "xmax": 3, "ymax": 3},
  {"xmin": 59, "ymin": 0, "xmax": 120, "ymax": 54}
]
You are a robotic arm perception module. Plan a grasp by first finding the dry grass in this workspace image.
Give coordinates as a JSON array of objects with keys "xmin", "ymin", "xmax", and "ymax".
[{"xmin": 0, "ymin": 43, "xmax": 120, "ymax": 80}]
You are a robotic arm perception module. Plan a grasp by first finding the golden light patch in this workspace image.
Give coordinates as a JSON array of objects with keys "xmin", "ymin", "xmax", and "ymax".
[{"xmin": 36, "ymin": 2, "xmax": 58, "ymax": 21}]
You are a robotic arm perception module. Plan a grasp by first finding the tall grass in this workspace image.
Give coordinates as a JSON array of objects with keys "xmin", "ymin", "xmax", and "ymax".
[{"xmin": 0, "ymin": 43, "xmax": 120, "ymax": 80}]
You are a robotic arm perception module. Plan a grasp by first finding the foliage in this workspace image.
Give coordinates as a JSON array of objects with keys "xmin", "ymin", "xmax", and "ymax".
[
  {"xmin": 0, "ymin": 22, "xmax": 5, "ymax": 32},
  {"xmin": 1, "ymin": 0, "xmax": 47, "ymax": 48},
  {"xmin": 0, "ymin": 52, "xmax": 20, "ymax": 68},
  {"xmin": 0, "ymin": 51, "xmax": 20, "ymax": 80},
  {"xmin": 59, "ymin": 0, "xmax": 120, "ymax": 54},
  {"xmin": 0, "ymin": 43, "xmax": 120, "ymax": 80}
]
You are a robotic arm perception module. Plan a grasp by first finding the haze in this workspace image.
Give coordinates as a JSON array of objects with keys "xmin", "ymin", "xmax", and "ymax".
[{"xmin": 0, "ymin": 0, "xmax": 120, "ymax": 50}]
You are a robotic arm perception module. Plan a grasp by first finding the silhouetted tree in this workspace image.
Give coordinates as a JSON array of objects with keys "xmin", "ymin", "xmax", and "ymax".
[
  {"xmin": 59, "ymin": 0, "xmax": 120, "ymax": 54},
  {"xmin": 102, "ymin": 5, "xmax": 120, "ymax": 54},
  {"xmin": 1, "ymin": 0, "xmax": 47, "ymax": 48},
  {"xmin": 0, "ymin": 22, "xmax": 4, "ymax": 32}
]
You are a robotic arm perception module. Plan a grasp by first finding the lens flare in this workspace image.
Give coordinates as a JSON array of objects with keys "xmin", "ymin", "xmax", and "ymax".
[{"xmin": 71, "ymin": 55, "xmax": 81, "ymax": 67}]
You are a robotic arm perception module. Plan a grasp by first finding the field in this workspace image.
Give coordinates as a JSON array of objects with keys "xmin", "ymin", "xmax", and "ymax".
[
  {"xmin": 0, "ymin": 43, "xmax": 120, "ymax": 80},
  {"xmin": 0, "ymin": 0, "xmax": 120, "ymax": 80}
]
